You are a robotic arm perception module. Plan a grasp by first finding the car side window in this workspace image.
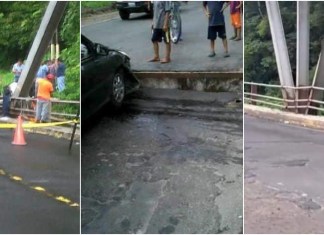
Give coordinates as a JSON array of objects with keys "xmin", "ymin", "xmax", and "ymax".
[{"xmin": 81, "ymin": 43, "xmax": 89, "ymax": 60}]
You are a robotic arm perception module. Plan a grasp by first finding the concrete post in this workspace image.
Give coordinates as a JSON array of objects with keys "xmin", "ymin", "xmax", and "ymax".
[
  {"xmin": 266, "ymin": 1, "xmax": 295, "ymax": 101},
  {"xmin": 56, "ymin": 30, "xmax": 60, "ymax": 59},
  {"xmin": 51, "ymin": 35, "xmax": 55, "ymax": 60},
  {"xmin": 296, "ymin": 1, "xmax": 310, "ymax": 113},
  {"xmin": 13, "ymin": 1, "xmax": 68, "ymax": 97},
  {"xmin": 250, "ymin": 84, "xmax": 258, "ymax": 105},
  {"xmin": 312, "ymin": 40, "xmax": 324, "ymax": 109}
]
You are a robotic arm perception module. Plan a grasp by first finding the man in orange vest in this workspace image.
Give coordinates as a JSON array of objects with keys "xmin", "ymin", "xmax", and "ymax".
[{"xmin": 35, "ymin": 73, "xmax": 54, "ymax": 123}]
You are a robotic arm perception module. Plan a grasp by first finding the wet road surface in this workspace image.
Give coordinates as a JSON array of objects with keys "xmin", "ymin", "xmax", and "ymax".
[
  {"xmin": 0, "ymin": 131, "xmax": 80, "ymax": 234},
  {"xmin": 81, "ymin": 2, "xmax": 243, "ymax": 72},
  {"xmin": 82, "ymin": 89, "xmax": 243, "ymax": 234},
  {"xmin": 244, "ymin": 115, "xmax": 324, "ymax": 233}
]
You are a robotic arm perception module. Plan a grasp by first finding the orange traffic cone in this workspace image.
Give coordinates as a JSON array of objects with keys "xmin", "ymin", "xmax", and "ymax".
[{"xmin": 12, "ymin": 115, "xmax": 27, "ymax": 145}]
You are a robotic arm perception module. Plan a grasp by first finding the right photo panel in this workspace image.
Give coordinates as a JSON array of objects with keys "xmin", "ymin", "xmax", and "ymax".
[{"xmin": 244, "ymin": 1, "xmax": 324, "ymax": 233}]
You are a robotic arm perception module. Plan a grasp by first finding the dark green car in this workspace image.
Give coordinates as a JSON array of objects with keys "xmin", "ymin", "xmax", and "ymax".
[
  {"xmin": 115, "ymin": 1, "xmax": 153, "ymax": 20},
  {"xmin": 81, "ymin": 35, "xmax": 139, "ymax": 120}
]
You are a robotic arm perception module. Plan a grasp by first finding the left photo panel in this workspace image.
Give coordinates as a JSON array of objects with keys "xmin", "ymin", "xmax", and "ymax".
[{"xmin": 0, "ymin": 1, "xmax": 80, "ymax": 234}]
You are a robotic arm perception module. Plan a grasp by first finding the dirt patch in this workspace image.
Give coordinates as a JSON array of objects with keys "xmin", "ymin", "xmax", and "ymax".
[{"xmin": 245, "ymin": 180, "xmax": 324, "ymax": 234}]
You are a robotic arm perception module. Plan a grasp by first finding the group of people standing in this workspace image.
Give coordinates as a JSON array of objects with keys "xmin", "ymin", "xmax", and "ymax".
[
  {"xmin": 12, "ymin": 58, "xmax": 66, "ymax": 93},
  {"xmin": 148, "ymin": 1, "xmax": 242, "ymax": 63},
  {"xmin": 2, "ymin": 58, "xmax": 66, "ymax": 122}
]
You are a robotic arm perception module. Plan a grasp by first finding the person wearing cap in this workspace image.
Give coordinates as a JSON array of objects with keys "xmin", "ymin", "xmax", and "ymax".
[{"xmin": 35, "ymin": 73, "xmax": 54, "ymax": 123}]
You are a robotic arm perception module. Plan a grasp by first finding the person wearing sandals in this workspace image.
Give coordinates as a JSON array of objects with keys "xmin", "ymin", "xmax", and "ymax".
[
  {"xmin": 203, "ymin": 1, "xmax": 230, "ymax": 58},
  {"xmin": 148, "ymin": 1, "xmax": 171, "ymax": 64}
]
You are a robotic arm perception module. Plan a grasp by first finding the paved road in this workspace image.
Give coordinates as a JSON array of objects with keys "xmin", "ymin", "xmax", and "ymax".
[
  {"xmin": 82, "ymin": 89, "xmax": 243, "ymax": 234},
  {"xmin": 244, "ymin": 115, "xmax": 324, "ymax": 234},
  {"xmin": 81, "ymin": 2, "xmax": 243, "ymax": 72},
  {"xmin": 0, "ymin": 131, "xmax": 80, "ymax": 234}
]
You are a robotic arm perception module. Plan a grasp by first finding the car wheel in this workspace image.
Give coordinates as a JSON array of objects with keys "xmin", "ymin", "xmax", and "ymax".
[
  {"xmin": 111, "ymin": 70, "xmax": 125, "ymax": 106},
  {"xmin": 119, "ymin": 10, "xmax": 130, "ymax": 20}
]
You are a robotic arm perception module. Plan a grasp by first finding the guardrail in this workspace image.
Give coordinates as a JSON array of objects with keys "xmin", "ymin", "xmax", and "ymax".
[
  {"xmin": 0, "ymin": 96, "xmax": 79, "ymax": 123},
  {"xmin": 244, "ymin": 81, "xmax": 324, "ymax": 115}
]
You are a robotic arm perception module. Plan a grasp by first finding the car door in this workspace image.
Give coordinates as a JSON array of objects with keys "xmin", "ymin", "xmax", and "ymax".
[
  {"xmin": 93, "ymin": 45, "xmax": 118, "ymax": 107},
  {"xmin": 81, "ymin": 39, "xmax": 114, "ymax": 118}
]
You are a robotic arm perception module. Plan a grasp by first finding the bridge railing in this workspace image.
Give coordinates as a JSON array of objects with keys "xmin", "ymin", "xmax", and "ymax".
[
  {"xmin": 0, "ymin": 96, "xmax": 79, "ymax": 124},
  {"xmin": 244, "ymin": 81, "xmax": 324, "ymax": 115}
]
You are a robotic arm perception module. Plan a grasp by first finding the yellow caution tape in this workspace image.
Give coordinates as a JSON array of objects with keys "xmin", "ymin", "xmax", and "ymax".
[{"xmin": 0, "ymin": 120, "xmax": 79, "ymax": 129}]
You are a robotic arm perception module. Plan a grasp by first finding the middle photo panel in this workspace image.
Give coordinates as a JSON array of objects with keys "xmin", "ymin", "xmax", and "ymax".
[{"xmin": 81, "ymin": 1, "xmax": 243, "ymax": 234}]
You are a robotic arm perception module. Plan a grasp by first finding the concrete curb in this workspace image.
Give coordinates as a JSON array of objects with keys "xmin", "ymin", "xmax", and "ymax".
[
  {"xmin": 244, "ymin": 104, "xmax": 324, "ymax": 130},
  {"xmin": 25, "ymin": 126, "xmax": 80, "ymax": 141},
  {"xmin": 134, "ymin": 72, "xmax": 243, "ymax": 92}
]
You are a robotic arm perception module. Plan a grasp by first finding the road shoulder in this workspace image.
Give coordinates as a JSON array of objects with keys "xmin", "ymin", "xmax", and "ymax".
[
  {"xmin": 245, "ymin": 104, "xmax": 324, "ymax": 130},
  {"xmin": 81, "ymin": 11, "xmax": 119, "ymax": 27}
]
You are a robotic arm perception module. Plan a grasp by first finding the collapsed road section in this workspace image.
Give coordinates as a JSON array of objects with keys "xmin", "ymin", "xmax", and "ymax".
[{"xmin": 82, "ymin": 70, "xmax": 243, "ymax": 234}]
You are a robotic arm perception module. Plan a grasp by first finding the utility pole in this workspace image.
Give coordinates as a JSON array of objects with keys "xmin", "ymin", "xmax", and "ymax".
[
  {"xmin": 266, "ymin": 1, "xmax": 295, "ymax": 102},
  {"xmin": 296, "ymin": 1, "xmax": 310, "ymax": 113},
  {"xmin": 13, "ymin": 1, "xmax": 68, "ymax": 97}
]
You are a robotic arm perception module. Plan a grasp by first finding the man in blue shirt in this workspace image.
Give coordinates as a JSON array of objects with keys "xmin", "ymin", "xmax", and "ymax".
[
  {"xmin": 203, "ymin": 1, "xmax": 230, "ymax": 58},
  {"xmin": 55, "ymin": 58, "xmax": 66, "ymax": 92},
  {"xmin": 36, "ymin": 60, "xmax": 50, "ymax": 78}
]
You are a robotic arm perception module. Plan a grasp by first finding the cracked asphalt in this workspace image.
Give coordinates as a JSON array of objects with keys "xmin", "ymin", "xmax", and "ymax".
[
  {"xmin": 0, "ymin": 130, "xmax": 80, "ymax": 234},
  {"xmin": 81, "ymin": 89, "xmax": 243, "ymax": 234},
  {"xmin": 244, "ymin": 115, "xmax": 324, "ymax": 234}
]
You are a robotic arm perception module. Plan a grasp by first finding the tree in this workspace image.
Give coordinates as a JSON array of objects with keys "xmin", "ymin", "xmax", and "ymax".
[
  {"xmin": 0, "ymin": 2, "xmax": 46, "ymax": 67},
  {"xmin": 0, "ymin": 1, "xmax": 80, "ymax": 101},
  {"xmin": 55, "ymin": 1, "xmax": 80, "ymax": 101},
  {"xmin": 244, "ymin": 1, "xmax": 323, "ymax": 91}
]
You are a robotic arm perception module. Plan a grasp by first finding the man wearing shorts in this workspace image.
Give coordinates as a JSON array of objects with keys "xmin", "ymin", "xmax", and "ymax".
[
  {"xmin": 226, "ymin": 1, "xmax": 242, "ymax": 41},
  {"xmin": 203, "ymin": 1, "xmax": 229, "ymax": 58},
  {"xmin": 148, "ymin": 1, "xmax": 171, "ymax": 64}
]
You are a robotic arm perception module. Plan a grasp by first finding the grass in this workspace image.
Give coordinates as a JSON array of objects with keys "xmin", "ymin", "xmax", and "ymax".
[
  {"xmin": 0, "ymin": 70, "xmax": 14, "ymax": 95},
  {"xmin": 81, "ymin": 1, "xmax": 115, "ymax": 10}
]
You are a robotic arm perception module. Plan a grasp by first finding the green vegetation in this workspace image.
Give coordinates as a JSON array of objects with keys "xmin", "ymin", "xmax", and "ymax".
[
  {"xmin": 244, "ymin": 2, "xmax": 324, "ymax": 113},
  {"xmin": 0, "ymin": 71, "xmax": 13, "ymax": 93},
  {"xmin": 57, "ymin": 1, "xmax": 80, "ymax": 101},
  {"xmin": 245, "ymin": 2, "xmax": 324, "ymax": 85},
  {"xmin": 0, "ymin": 2, "xmax": 80, "ymax": 102}
]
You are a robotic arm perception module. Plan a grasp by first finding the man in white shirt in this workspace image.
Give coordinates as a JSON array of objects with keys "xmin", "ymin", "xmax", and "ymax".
[{"xmin": 12, "ymin": 59, "xmax": 24, "ymax": 82}]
